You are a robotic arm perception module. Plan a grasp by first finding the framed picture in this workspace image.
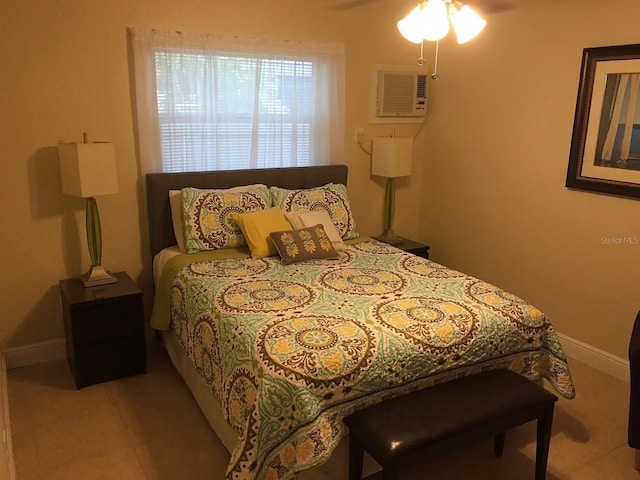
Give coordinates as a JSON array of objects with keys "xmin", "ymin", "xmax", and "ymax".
[{"xmin": 566, "ymin": 43, "xmax": 640, "ymax": 199}]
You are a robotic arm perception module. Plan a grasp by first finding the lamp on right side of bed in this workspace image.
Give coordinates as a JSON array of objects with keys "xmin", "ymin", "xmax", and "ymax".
[{"xmin": 371, "ymin": 136, "xmax": 413, "ymax": 245}]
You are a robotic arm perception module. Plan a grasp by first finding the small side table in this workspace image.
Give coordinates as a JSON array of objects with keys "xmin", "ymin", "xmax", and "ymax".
[
  {"xmin": 393, "ymin": 238, "xmax": 430, "ymax": 259},
  {"xmin": 59, "ymin": 271, "xmax": 146, "ymax": 388}
]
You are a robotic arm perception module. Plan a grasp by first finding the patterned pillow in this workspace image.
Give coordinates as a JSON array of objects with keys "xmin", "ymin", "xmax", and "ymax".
[
  {"xmin": 270, "ymin": 183, "xmax": 358, "ymax": 240},
  {"xmin": 169, "ymin": 184, "xmax": 266, "ymax": 253},
  {"xmin": 269, "ymin": 225, "xmax": 339, "ymax": 264},
  {"xmin": 181, "ymin": 187, "xmax": 272, "ymax": 253}
]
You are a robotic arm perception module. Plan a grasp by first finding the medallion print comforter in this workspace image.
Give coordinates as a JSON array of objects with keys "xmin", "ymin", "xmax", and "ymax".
[{"xmin": 158, "ymin": 240, "xmax": 575, "ymax": 480}]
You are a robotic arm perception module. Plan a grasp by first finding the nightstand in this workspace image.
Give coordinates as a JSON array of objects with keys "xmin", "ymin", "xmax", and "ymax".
[
  {"xmin": 394, "ymin": 238, "xmax": 430, "ymax": 259},
  {"xmin": 59, "ymin": 271, "xmax": 146, "ymax": 388}
]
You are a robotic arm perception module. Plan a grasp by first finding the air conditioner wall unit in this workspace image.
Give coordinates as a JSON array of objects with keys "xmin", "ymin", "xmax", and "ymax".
[{"xmin": 371, "ymin": 66, "xmax": 428, "ymax": 124}]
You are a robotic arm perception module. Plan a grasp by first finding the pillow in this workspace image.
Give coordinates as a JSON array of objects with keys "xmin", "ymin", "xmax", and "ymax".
[
  {"xmin": 235, "ymin": 207, "xmax": 292, "ymax": 258},
  {"xmin": 181, "ymin": 186, "xmax": 272, "ymax": 254},
  {"xmin": 169, "ymin": 184, "xmax": 266, "ymax": 253},
  {"xmin": 285, "ymin": 210, "xmax": 345, "ymax": 251},
  {"xmin": 270, "ymin": 183, "xmax": 358, "ymax": 240},
  {"xmin": 269, "ymin": 224, "xmax": 339, "ymax": 265}
]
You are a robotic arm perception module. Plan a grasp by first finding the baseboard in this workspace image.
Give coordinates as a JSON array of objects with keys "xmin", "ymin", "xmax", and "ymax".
[
  {"xmin": 557, "ymin": 332, "xmax": 630, "ymax": 383},
  {"xmin": 0, "ymin": 354, "xmax": 16, "ymax": 480},
  {"xmin": 1, "ymin": 334, "xmax": 630, "ymax": 385},
  {"xmin": 4, "ymin": 338, "xmax": 66, "ymax": 370}
]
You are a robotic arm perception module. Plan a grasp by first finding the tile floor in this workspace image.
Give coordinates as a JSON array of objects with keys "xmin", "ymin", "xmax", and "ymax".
[{"xmin": 6, "ymin": 339, "xmax": 639, "ymax": 479}]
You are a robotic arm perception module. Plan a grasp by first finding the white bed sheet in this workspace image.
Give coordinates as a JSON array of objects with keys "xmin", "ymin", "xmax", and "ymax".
[{"xmin": 152, "ymin": 245, "xmax": 181, "ymax": 286}]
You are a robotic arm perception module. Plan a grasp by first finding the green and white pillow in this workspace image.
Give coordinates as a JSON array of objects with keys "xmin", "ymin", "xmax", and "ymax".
[
  {"xmin": 270, "ymin": 183, "xmax": 358, "ymax": 240},
  {"xmin": 169, "ymin": 183, "xmax": 266, "ymax": 253},
  {"xmin": 181, "ymin": 187, "xmax": 272, "ymax": 253}
]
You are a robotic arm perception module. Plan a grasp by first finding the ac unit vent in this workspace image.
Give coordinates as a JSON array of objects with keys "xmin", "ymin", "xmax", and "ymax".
[{"xmin": 375, "ymin": 69, "xmax": 428, "ymax": 119}]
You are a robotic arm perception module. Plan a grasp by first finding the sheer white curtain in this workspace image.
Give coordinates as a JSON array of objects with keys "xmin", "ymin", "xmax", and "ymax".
[{"xmin": 129, "ymin": 28, "xmax": 345, "ymax": 173}]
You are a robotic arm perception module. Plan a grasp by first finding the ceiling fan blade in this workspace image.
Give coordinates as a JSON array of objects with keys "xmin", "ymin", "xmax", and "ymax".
[
  {"xmin": 464, "ymin": 0, "xmax": 517, "ymax": 14},
  {"xmin": 325, "ymin": 0, "xmax": 381, "ymax": 10},
  {"xmin": 323, "ymin": 0, "xmax": 518, "ymax": 14}
]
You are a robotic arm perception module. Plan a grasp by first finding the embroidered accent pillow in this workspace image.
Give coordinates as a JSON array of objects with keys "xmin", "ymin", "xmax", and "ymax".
[
  {"xmin": 181, "ymin": 187, "xmax": 272, "ymax": 253},
  {"xmin": 235, "ymin": 207, "xmax": 292, "ymax": 258},
  {"xmin": 270, "ymin": 183, "xmax": 358, "ymax": 240},
  {"xmin": 269, "ymin": 224, "xmax": 339, "ymax": 264}
]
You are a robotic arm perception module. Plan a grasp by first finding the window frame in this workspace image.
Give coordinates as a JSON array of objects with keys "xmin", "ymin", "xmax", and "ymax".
[{"xmin": 130, "ymin": 28, "xmax": 345, "ymax": 173}]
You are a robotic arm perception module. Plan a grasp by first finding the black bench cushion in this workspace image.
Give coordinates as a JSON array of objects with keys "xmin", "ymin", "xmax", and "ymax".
[{"xmin": 344, "ymin": 369, "xmax": 558, "ymax": 464}]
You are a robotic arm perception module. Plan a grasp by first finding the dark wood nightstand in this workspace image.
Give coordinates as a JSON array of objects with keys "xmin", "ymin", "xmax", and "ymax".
[
  {"xmin": 394, "ymin": 238, "xmax": 430, "ymax": 259},
  {"xmin": 59, "ymin": 271, "xmax": 146, "ymax": 389}
]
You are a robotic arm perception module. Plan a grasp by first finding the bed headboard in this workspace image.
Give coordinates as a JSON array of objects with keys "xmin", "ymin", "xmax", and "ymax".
[{"xmin": 146, "ymin": 164, "xmax": 349, "ymax": 258}]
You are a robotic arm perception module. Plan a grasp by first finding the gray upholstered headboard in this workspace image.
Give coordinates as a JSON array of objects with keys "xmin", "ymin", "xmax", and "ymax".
[{"xmin": 145, "ymin": 164, "xmax": 349, "ymax": 258}]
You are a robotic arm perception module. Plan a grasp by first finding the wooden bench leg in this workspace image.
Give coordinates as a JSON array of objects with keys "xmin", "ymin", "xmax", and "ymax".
[
  {"xmin": 535, "ymin": 405, "xmax": 555, "ymax": 480},
  {"xmin": 348, "ymin": 435, "xmax": 364, "ymax": 480},
  {"xmin": 494, "ymin": 432, "xmax": 505, "ymax": 456}
]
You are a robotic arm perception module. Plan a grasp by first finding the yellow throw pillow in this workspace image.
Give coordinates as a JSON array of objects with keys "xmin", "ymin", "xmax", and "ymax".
[{"xmin": 235, "ymin": 207, "xmax": 292, "ymax": 258}]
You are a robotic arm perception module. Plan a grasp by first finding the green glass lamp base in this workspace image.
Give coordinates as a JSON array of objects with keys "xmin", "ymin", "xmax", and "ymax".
[
  {"xmin": 375, "ymin": 178, "xmax": 404, "ymax": 245},
  {"xmin": 82, "ymin": 197, "xmax": 117, "ymax": 287}
]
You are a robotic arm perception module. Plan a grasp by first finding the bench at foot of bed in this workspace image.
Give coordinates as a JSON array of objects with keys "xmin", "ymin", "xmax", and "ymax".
[{"xmin": 343, "ymin": 369, "xmax": 558, "ymax": 480}]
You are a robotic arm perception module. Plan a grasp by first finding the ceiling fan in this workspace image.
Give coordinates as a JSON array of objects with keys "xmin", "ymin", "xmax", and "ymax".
[
  {"xmin": 325, "ymin": 0, "xmax": 517, "ymax": 77},
  {"xmin": 325, "ymin": 0, "xmax": 516, "ymax": 15}
]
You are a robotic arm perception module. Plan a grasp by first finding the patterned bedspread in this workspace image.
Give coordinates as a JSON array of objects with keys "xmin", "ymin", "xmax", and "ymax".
[{"xmin": 161, "ymin": 240, "xmax": 575, "ymax": 480}]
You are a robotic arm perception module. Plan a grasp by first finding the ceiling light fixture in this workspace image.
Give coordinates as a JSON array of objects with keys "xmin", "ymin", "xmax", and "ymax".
[{"xmin": 397, "ymin": 0, "xmax": 486, "ymax": 77}]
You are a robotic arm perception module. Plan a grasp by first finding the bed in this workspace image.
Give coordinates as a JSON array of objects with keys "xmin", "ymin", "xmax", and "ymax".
[{"xmin": 146, "ymin": 164, "xmax": 575, "ymax": 480}]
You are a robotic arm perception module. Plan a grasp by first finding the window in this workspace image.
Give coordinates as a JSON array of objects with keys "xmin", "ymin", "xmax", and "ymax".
[{"xmin": 130, "ymin": 28, "xmax": 345, "ymax": 173}]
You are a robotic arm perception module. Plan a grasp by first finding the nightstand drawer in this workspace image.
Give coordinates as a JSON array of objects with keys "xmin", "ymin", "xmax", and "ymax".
[
  {"xmin": 72, "ymin": 335, "xmax": 147, "ymax": 388},
  {"xmin": 60, "ymin": 271, "xmax": 147, "ymax": 388},
  {"xmin": 69, "ymin": 298, "xmax": 143, "ymax": 346}
]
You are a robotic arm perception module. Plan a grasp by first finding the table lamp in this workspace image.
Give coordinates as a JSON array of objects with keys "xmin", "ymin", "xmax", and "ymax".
[
  {"xmin": 58, "ymin": 133, "xmax": 119, "ymax": 287},
  {"xmin": 371, "ymin": 136, "xmax": 413, "ymax": 245}
]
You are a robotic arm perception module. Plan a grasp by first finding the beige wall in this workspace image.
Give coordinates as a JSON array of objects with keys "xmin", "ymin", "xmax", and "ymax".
[
  {"xmin": 0, "ymin": 0, "xmax": 421, "ymax": 348},
  {"xmin": 420, "ymin": 0, "xmax": 640, "ymax": 359},
  {"xmin": 1, "ymin": 0, "xmax": 638, "ymax": 362}
]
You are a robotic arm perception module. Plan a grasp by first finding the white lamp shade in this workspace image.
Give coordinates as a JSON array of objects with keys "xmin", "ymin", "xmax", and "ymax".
[
  {"xmin": 451, "ymin": 5, "xmax": 486, "ymax": 44},
  {"xmin": 397, "ymin": 5, "xmax": 429, "ymax": 44},
  {"xmin": 371, "ymin": 137, "xmax": 413, "ymax": 178},
  {"xmin": 398, "ymin": 0, "xmax": 450, "ymax": 43},
  {"xmin": 58, "ymin": 142, "xmax": 118, "ymax": 198},
  {"xmin": 421, "ymin": 0, "xmax": 450, "ymax": 41}
]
